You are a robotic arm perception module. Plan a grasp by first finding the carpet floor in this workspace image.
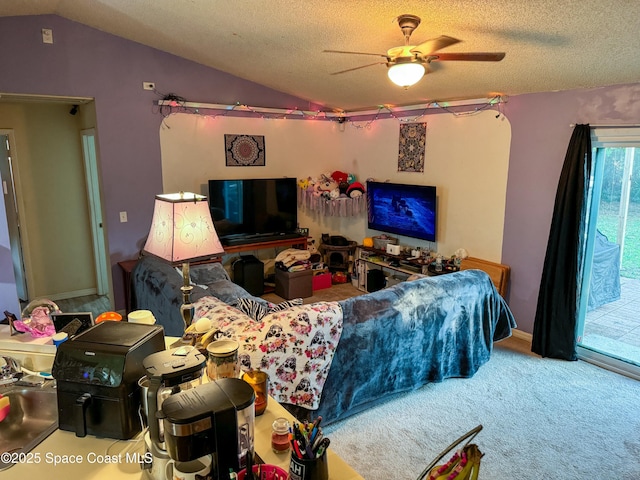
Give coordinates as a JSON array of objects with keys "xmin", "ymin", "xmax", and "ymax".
[{"xmin": 322, "ymin": 336, "xmax": 640, "ymax": 479}]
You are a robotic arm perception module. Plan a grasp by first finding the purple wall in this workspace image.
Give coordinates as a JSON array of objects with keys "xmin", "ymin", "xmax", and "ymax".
[
  {"xmin": 0, "ymin": 15, "xmax": 317, "ymax": 310},
  {"xmin": 2, "ymin": 15, "xmax": 639, "ymax": 328},
  {"xmin": 502, "ymin": 84, "xmax": 640, "ymax": 333}
]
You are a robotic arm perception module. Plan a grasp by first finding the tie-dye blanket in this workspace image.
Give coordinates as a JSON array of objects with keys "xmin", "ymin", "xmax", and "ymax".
[{"xmin": 193, "ymin": 296, "xmax": 343, "ymax": 410}]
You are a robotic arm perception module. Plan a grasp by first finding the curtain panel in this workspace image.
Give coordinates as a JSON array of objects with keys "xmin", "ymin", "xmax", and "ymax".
[{"xmin": 532, "ymin": 124, "xmax": 592, "ymax": 360}]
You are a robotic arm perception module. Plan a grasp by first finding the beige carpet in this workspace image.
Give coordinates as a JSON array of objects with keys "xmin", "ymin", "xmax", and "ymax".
[{"xmin": 323, "ymin": 336, "xmax": 640, "ymax": 479}]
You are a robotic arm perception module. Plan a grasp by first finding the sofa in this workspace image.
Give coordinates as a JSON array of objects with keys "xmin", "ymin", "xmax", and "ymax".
[{"xmin": 131, "ymin": 254, "xmax": 516, "ymax": 425}]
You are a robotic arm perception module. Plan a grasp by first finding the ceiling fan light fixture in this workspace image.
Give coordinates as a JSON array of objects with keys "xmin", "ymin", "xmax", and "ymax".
[{"xmin": 387, "ymin": 62, "xmax": 425, "ymax": 87}]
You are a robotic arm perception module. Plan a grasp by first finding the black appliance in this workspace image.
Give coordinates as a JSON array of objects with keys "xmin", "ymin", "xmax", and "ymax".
[
  {"xmin": 142, "ymin": 346, "xmax": 207, "ymax": 480},
  {"xmin": 160, "ymin": 378, "xmax": 255, "ymax": 479},
  {"xmin": 52, "ymin": 321, "xmax": 165, "ymax": 439},
  {"xmin": 208, "ymin": 178, "xmax": 300, "ymax": 245}
]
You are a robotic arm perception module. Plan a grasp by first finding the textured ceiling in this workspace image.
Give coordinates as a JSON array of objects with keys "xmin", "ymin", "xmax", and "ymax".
[{"xmin": 2, "ymin": 0, "xmax": 640, "ymax": 111}]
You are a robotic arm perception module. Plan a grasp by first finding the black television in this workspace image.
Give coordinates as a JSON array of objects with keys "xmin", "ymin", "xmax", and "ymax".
[
  {"xmin": 208, "ymin": 178, "xmax": 299, "ymax": 244},
  {"xmin": 367, "ymin": 181, "xmax": 437, "ymax": 242}
]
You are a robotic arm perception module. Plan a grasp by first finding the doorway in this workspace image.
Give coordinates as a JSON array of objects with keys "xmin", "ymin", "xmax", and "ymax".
[
  {"xmin": 576, "ymin": 127, "xmax": 640, "ymax": 379},
  {"xmin": 0, "ymin": 131, "xmax": 28, "ymax": 301},
  {"xmin": 0, "ymin": 96, "xmax": 112, "ymax": 311}
]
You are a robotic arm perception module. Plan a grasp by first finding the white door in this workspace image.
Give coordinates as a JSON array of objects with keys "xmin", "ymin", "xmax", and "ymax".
[
  {"xmin": 0, "ymin": 131, "xmax": 28, "ymax": 302},
  {"xmin": 81, "ymin": 129, "xmax": 109, "ymax": 296}
]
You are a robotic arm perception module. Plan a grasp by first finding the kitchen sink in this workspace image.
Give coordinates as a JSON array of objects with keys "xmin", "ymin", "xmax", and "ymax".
[{"xmin": 0, "ymin": 386, "xmax": 58, "ymax": 470}]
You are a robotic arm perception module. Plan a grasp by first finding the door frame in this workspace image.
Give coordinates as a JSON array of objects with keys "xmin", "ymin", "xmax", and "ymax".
[
  {"xmin": 0, "ymin": 130, "xmax": 28, "ymax": 301},
  {"xmin": 0, "ymin": 95, "xmax": 113, "ymax": 309},
  {"xmin": 81, "ymin": 128, "xmax": 109, "ymax": 296}
]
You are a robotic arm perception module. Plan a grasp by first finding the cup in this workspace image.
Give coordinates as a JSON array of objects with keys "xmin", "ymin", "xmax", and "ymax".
[
  {"xmin": 241, "ymin": 369, "xmax": 269, "ymax": 416},
  {"xmin": 206, "ymin": 339, "xmax": 240, "ymax": 380},
  {"xmin": 128, "ymin": 309, "xmax": 156, "ymax": 324},
  {"xmin": 52, "ymin": 332, "xmax": 68, "ymax": 347},
  {"xmin": 289, "ymin": 451, "xmax": 328, "ymax": 480},
  {"xmin": 165, "ymin": 454, "xmax": 211, "ymax": 480}
]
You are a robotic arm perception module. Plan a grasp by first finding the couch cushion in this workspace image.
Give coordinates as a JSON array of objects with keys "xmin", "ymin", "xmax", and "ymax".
[{"xmin": 189, "ymin": 262, "xmax": 231, "ymax": 284}]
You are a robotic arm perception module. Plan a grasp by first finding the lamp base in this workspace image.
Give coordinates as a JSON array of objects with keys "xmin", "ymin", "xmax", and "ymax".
[{"xmin": 180, "ymin": 262, "xmax": 194, "ymax": 331}]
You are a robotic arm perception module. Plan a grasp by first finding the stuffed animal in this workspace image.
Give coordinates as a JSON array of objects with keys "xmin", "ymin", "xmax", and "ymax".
[
  {"xmin": 330, "ymin": 170, "xmax": 349, "ymax": 184},
  {"xmin": 316, "ymin": 174, "xmax": 339, "ymax": 199},
  {"xmin": 298, "ymin": 177, "xmax": 311, "ymax": 190},
  {"xmin": 346, "ymin": 181, "xmax": 365, "ymax": 198}
]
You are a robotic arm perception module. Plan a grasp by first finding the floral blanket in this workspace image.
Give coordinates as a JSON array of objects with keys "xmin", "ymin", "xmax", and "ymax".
[{"xmin": 193, "ymin": 296, "xmax": 343, "ymax": 410}]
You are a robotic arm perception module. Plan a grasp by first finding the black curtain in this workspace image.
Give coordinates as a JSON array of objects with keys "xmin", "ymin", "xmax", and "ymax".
[{"xmin": 532, "ymin": 124, "xmax": 592, "ymax": 360}]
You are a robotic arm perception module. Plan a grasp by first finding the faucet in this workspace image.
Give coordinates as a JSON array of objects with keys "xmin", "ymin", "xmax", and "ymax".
[
  {"xmin": 0, "ymin": 356, "xmax": 54, "ymax": 387},
  {"xmin": 0, "ymin": 356, "xmax": 21, "ymax": 383}
]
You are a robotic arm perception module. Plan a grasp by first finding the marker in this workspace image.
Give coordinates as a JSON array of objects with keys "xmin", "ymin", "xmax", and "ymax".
[
  {"xmin": 316, "ymin": 438, "xmax": 330, "ymax": 458},
  {"xmin": 310, "ymin": 416, "xmax": 322, "ymax": 443},
  {"xmin": 311, "ymin": 432, "xmax": 324, "ymax": 452}
]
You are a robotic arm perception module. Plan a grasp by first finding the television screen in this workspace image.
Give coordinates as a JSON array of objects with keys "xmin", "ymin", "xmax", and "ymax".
[
  {"xmin": 367, "ymin": 181, "xmax": 437, "ymax": 242},
  {"xmin": 208, "ymin": 178, "xmax": 298, "ymax": 241}
]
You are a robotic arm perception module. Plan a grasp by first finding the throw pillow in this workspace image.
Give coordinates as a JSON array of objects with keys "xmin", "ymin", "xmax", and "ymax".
[
  {"xmin": 235, "ymin": 297, "xmax": 304, "ymax": 321},
  {"xmin": 195, "ymin": 300, "xmax": 343, "ymax": 410},
  {"xmin": 193, "ymin": 296, "xmax": 252, "ymax": 333}
]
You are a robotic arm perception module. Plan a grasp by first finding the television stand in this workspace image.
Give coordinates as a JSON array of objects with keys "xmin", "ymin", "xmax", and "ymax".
[{"xmin": 222, "ymin": 235, "xmax": 307, "ymax": 254}]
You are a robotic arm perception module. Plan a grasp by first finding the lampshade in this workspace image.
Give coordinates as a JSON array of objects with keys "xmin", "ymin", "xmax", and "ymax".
[
  {"xmin": 387, "ymin": 62, "xmax": 426, "ymax": 87},
  {"xmin": 143, "ymin": 192, "xmax": 224, "ymax": 263}
]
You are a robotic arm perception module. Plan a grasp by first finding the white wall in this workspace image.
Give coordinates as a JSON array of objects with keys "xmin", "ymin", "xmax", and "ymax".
[{"xmin": 159, "ymin": 110, "xmax": 511, "ymax": 262}]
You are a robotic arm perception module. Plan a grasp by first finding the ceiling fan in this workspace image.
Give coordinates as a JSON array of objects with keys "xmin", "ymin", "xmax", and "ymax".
[{"xmin": 323, "ymin": 14, "xmax": 505, "ymax": 87}]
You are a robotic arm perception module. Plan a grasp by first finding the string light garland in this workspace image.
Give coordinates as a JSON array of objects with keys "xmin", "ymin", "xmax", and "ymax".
[{"xmin": 154, "ymin": 92, "xmax": 507, "ymax": 129}]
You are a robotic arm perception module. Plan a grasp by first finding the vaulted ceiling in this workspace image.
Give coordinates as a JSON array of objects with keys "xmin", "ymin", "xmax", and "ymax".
[{"xmin": 2, "ymin": 0, "xmax": 640, "ymax": 111}]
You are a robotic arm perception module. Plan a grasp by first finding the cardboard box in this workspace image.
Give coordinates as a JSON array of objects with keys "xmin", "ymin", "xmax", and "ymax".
[
  {"xmin": 312, "ymin": 271, "xmax": 332, "ymax": 291},
  {"xmin": 275, "ymin": 268, "xmax": 313, "ymax": 299}
]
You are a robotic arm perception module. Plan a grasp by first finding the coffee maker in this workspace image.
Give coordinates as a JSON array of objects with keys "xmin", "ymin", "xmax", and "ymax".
[
  {"xmin": 142, "ymin": 345, "xmax": 206, "ymax": 480},
  {"xmin": 160, "ymin": 378, "xmax": 256, "ymax": 480}
]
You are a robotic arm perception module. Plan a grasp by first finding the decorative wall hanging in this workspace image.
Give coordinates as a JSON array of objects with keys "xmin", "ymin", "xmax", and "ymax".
[
  {"xmin": 398, "ymin": 123, "xmax": 427, "ymax": 172},
  {"xmin": 224, "ymin": 134, "xmax": 265, "ymax": 166}
]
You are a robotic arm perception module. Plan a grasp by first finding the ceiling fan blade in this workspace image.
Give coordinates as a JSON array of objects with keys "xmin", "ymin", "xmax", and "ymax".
[
  {"xmin": 329, "ymin": 62, "xmax": 386, "ymax": 75},
  {"xmin": 410, "ymin": 35, "xmax": 461, "ymax": 55},
  {"xmin": 429, "ymin": 52, "xmax": 506, "ymax": 62},
  {"xmin": 323, "ymin": 49, "xmax": 388, "ymax": 58}
]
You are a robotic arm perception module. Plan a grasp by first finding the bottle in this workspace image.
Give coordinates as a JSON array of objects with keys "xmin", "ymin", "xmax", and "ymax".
[
  {"xmin": 271, "ymin": 417, "xmax": 291, "ymax": 454},
  {"xmin": 435, "ymin": 254, "xmax": 443, "ymax": 272}
]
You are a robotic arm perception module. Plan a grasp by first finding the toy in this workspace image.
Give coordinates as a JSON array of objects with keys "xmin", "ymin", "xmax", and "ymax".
[
  {"xmin": 330, "ymin": 170, "xmax": 349, "ymax": 184},
  {"xmin": 316, "ymin": 174, "xmax": 339, "ymax": 199},
  {"xmin": 298, "ymin": 177, "xmax": 311, "ymax": 189},
  {"xmin": 346, "ymin": 181, "xmax": 365, "ymax": 198}
]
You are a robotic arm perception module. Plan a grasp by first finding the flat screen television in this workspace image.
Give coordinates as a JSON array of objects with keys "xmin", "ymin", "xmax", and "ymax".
[
  {"xmin": 367, "ymin": 181, "xmax": 437, "ymax": 242},
  {"xmin": 208, "ymin": 178, "xmax": 298, "ymax": 243}
]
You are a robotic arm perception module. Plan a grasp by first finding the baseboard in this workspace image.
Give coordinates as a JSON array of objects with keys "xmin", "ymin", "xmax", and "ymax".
[{"xmin": 511, "ymin": 328, "xmax": 533, "ymax": 343}]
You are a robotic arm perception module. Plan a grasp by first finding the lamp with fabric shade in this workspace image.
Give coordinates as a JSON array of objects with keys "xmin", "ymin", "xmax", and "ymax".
[{"xmin": 143, "ymin": 192, "xmax": 224, "ymax": 331}]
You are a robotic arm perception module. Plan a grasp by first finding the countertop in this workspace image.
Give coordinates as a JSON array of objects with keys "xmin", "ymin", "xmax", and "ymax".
[
  {"xmin": 0, "ymin": 332, "xmax": 363, "ymax": 480},
  {"xmin": 3, "ymin": 395, "xmax": 363, "ymax": 480}
]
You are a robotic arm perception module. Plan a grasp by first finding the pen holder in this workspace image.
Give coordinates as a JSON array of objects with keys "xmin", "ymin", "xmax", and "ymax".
[{"xmin": 289, "ymin": 451, "xmax": 328, "ymax": 480}]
